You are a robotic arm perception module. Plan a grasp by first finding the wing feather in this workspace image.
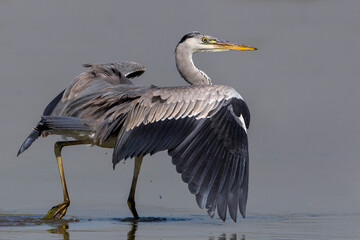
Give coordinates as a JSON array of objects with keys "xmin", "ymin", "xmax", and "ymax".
[
  {"xmin": 181, "ymin": 100, "xmax": 197, "ymax": 118},
  {"xmin": 163, "ymin": 102, "xmax": 178, "ymax": 120},
  {"xmin": 156, "ymin": 117, "xmax": 193, "ymax": 152},
  {"xmin": 180, "ymin": 133, "xmax": 211, "ymax": 179},
  {"xmin": 176, "ymin": 121, "xmax": 212, "ymax": 174},
  {"xmin": 194, "ymin": 137, "xmax": 224, "ymax": 207},
  {"xmin": 217, "ymin": 153, "xmax": 234, "ymax": 221},
  {"xmin": 196, "ymin": 100, "xmax": 216, "ymax": 119},
  {"xmin": 194, "ymin": 142, "xmax": 221, "ymax": 208},
  {"xmin": 182, "ymin": 133, "xmax": 217, "ymax": 187},
  {"xmin": 170, "ymin": 101, "xmax": 185, "ymax": 119},
  {"xmin": 100, "ymin": 85, "xmax": 250, "ymax": 222},
  {"xmin": 189, "ymin": 135, "xmax": 218, "ymax": 194},
  {"xmin": 228, "ymin": 154, "xmax": 241, "ymax": 221},
  {"xmin": 148, "ymin": 120, "xmax": 175, "ymax": 155},
  {"xmin": 154, "ymin": 102, "xmax": 168, "ymax": 122},
  {"xmin": 205, "ymin": 149, "xmax": 227, "ymax": 218},
  {"xmin": 136, "ymin": 122, "xmax": 161, "ymax": 156}
]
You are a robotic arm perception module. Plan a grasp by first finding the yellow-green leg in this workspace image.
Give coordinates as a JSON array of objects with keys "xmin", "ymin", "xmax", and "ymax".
[
  {"xmin": 43, "ymin": 140, "xmax": 90, "ymax": 220},
  {"xmin": 127, "ymin": 155, "xmax": 144, "ymax": 220}
]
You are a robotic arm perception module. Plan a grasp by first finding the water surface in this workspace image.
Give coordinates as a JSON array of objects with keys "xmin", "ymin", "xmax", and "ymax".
[{"xmin": 1, "ymin": 213, "xmax": 359, "ymax": 240}]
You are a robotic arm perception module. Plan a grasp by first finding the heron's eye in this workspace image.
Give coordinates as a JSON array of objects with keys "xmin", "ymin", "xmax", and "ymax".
[{"xmin": 202, "ymin": 37, "xmax": 208, "ymax": 43}]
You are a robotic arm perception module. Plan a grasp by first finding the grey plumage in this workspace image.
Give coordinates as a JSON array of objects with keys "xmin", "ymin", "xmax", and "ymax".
[
  {"xmin": 18, "ymin": 32, "xmax": 256, "ymax": 222},
  {"xmin": 17, "ymin": 61, "xmax": 145, "ymax": 156}
]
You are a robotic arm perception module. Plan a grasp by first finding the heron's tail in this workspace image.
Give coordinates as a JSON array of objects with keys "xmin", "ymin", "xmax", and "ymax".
[
  {"xmin": 17, "ymin": 129, "xmax": 41, "ymax": 156},
  {"xmin": 17, "ymin": 121, "xmax": 47, "ymax": 156},
  {"xmin": 17, "ymin": 116, "xmax": 93, "ymax": 156}
]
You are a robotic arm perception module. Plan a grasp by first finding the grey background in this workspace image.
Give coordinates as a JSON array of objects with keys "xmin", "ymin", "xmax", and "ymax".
[{"xmin": 0, "ymin": 0, "xmax": 359, "ymax": 218}]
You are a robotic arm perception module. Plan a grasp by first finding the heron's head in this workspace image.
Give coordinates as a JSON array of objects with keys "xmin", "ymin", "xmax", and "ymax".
[{"xmin": 176, "ymin": 31, "xmax": 257, "ymax": 54}]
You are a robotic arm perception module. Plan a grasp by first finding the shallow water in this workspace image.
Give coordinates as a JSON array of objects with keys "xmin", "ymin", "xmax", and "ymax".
[{"xmin": 1, "ymin": 213, "xmax": 359, "ymax": 240}]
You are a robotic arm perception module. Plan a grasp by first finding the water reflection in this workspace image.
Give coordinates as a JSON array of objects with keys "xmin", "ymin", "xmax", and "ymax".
[
  {"xmin": 124, "ymin": 219, "xmax": 245, "ymax": 240},
  {"xmin": 209, "ymin": 233, "xmax": 245, "ymax": 240},
  {"xmin": 0, "ymin": 215, "xmax": 72, "ymax": 240},
  {"xmin": 48, "ymin": 222, "xmax": 69, "ymax": 240},
  {"xmin": 127, "ymin": 220, "xmax": 137, "ymax": 240},
  {"xmin": 0, "ymin": 214, "xmax": 245, "ymax": 240}
]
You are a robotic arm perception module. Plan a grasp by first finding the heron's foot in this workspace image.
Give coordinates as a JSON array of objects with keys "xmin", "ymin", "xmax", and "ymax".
[
  {"xmin": 43, "ymin": 200, "xmax": 70, "ymax": 220},
  {"xmin": 127, "ymin": 199, "xmax": 139, "ymax": 220}
]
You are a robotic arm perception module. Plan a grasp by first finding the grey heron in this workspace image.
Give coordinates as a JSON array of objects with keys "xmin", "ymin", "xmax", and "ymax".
[{"xmin": 17, "ymin": 31, "xmax": 257, "ymax": 222}]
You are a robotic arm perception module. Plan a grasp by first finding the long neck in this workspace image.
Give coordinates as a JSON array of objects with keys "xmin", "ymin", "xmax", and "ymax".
[{"xmin": 175, "ymin": 44, "xmax": 211, "ymax": 85}]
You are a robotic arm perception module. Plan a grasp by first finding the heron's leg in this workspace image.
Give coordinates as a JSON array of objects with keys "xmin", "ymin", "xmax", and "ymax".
[
  {"xmin": 43, "ymin": 140, "xmax": 90, "ymax": 220},
  {"xmin": 127, "ymin": 155, "xmax": 144, "ymax": 220}
]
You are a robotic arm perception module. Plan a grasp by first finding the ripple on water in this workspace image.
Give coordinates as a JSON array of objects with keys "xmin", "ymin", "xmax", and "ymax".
[
  {"xmin": 0, "ymin": 214, "xmax": 79, "ymax": 227},
  {"xmin": 111, "ymin": 216, "xmax": 191, "ymax": 223},
  {"xmin": 0, "ymin": 214, "xmax": 196, "ymax": 227}
]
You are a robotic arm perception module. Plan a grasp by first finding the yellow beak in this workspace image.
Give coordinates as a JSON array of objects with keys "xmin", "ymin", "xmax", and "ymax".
[{"xmin": 212, "ymin": 41, "xmax": 257, "ymax": 51}]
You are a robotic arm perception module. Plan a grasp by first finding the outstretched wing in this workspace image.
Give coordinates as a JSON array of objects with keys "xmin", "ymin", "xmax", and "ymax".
[{"xmin": 99, "ymin": 84, "xmax": 250, "ymax": 222}]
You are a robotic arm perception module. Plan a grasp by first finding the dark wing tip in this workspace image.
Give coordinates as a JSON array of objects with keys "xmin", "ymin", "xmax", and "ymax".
[
  {"xmin": 126, "ymin": 69, "xmax": 145, "ymax": 79},
  {"xmin": 239, "ymin": 194, "xmax": 247, "ymax": 218},
  {"xmin": 116, "ymin": 61, "xmax": 146, "ymax": 79},
  {"xmin": 82, "ymin": 63, "xmax": 92, "ymax": 68},
  {"xmin": 82, "ymin": 61, "xmax": 146, "ymax": 79}
]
